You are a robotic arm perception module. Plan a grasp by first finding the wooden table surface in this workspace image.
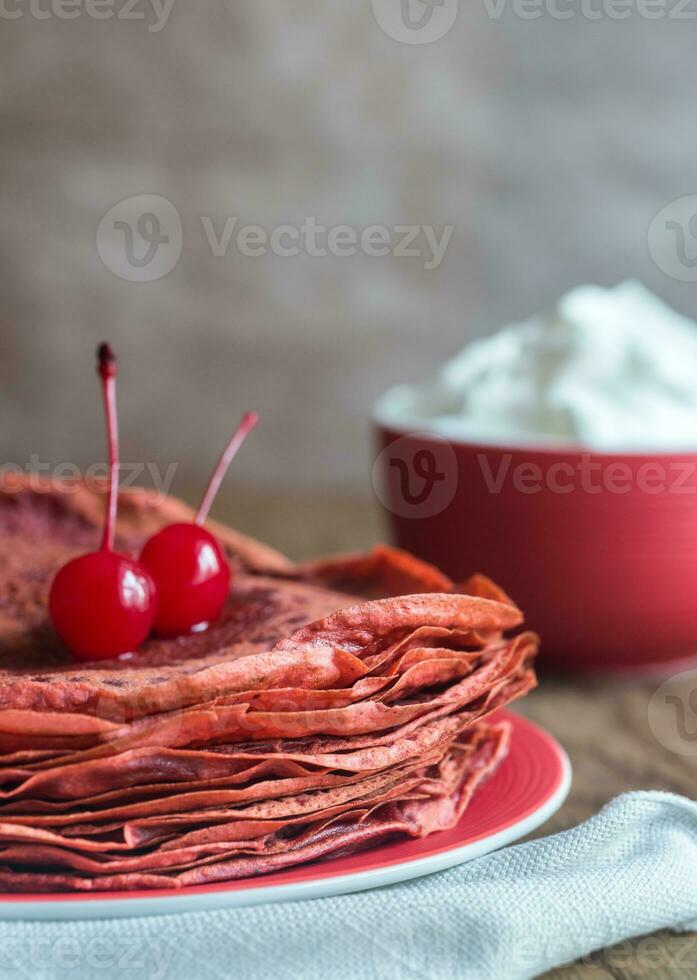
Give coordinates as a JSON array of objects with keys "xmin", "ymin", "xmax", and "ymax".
[{"xmin": 210, "ymin": 487, "xmax": 697, "ymax": 979}]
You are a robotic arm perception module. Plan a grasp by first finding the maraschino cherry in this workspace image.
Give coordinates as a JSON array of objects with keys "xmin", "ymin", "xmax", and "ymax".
[
  {"xmin": 140, "ymin": 411, "xmax": 259, "ymax": 637},
  {"xmin": 49, "ymin": 344, "xmax": 157, "ymax": 660}
]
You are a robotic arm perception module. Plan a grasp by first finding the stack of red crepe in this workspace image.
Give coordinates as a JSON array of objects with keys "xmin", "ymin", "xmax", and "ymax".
[{"xmin": 0, "ymin": 478, "xmax": 537, "ymax": 892}]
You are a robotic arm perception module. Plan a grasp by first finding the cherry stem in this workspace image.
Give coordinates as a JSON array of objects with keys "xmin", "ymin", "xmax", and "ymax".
[
  {"xmin": 97, "ymin": 343, "xmax": 119, "ymax": 553},
  {"xmin": 196, "ymin": 411, "xmax": 259, "ymax": 526}
]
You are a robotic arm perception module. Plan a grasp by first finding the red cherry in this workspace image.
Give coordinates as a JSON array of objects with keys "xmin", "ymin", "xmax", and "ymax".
[
  {"xmin": 48, "ymin": 344, "xmax": 156, "ymax": 660},
  {"xmin": 140, "ymin": 411, "xmax": 258, "ymax": 637},
  {"xmin": 49, "ymin": 551, "xmax": 155, "ymax": 660},
  {"xmin": 140, "ymin": 523, "xmax": 230, "ymax": 636}
]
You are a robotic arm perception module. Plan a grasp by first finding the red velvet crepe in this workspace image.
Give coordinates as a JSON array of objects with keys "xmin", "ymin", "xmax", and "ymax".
[{"xmin": 0, "ymin": 479, "xmax": 537, "ymax": 891}]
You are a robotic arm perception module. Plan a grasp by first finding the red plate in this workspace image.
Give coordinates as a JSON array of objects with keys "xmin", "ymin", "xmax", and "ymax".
[{"xmin": 0, "ymin": 711, "xmax": 570, "ymax": 920}]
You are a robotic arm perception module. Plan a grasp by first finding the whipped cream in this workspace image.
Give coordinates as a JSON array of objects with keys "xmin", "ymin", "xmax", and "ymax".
[{"xmin": 375, "ymin": 282, "xmax": 697, "ymax": 451}]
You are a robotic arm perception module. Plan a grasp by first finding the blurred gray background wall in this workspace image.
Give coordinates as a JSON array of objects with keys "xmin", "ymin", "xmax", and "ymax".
[{"xmin": 2, "ymin": 1, "xmax": 697, "ymax": 522}]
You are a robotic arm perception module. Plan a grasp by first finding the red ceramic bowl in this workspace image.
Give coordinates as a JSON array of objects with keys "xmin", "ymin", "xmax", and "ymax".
[{"xmin": 374, "ymin": 423, "xmax": 697, "ymax": 674}]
